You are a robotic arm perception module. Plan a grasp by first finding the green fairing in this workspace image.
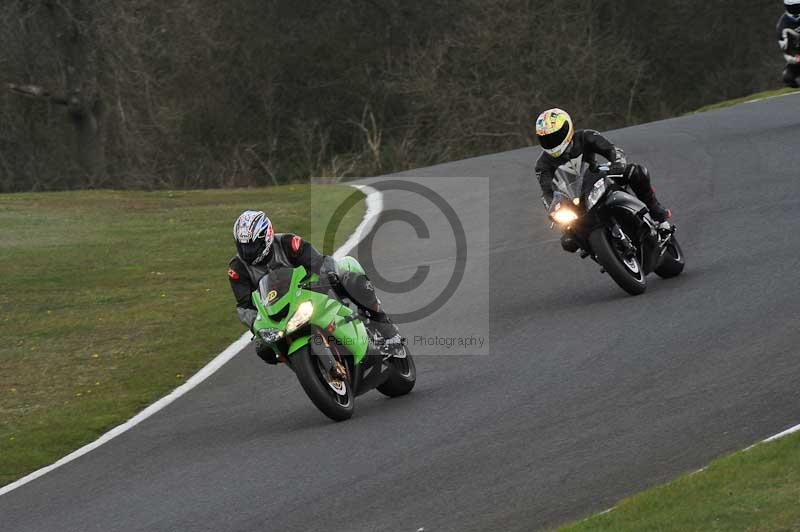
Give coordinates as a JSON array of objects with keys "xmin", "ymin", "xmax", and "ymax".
[{"xmin": 250, "ymin": 256, "xmax": 369, "ymax": 363}]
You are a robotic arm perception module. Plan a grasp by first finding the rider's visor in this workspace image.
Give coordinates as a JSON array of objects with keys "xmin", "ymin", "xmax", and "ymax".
[
  {"xmin": 538, "ymin": 126, "xmax": 570, "ymax": 150},
  {"xmin": 237, "ymin": 239, "xmax": 266, "ymax": 264},
  {"xmin": 788, "ymin": 4, "xmax": 800, "ymax": 16}
]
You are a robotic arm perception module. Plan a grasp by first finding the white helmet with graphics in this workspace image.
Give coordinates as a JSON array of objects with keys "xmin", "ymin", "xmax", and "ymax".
[
  {"xmin": 233, "ymin": 210, "xmax": 274, "ymax": 265},
  {"xmin": 787, "ymin": 0, "xmax": 800, "ymax": 19}
]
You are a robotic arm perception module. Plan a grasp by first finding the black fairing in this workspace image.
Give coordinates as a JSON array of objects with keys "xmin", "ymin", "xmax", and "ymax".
[
  {"xmin": 601, "ymin": 189, "xmax": 647, "ymax": 218},
  {"xmin": 350, "ymin": 353, "xmax": 391, "ymax": 396}
]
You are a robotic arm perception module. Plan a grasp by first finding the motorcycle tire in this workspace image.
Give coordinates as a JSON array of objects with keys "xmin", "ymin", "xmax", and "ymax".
[
  {"xmin": 589, "ymin": 226, "xmax": 647, "ymax": 296},
  {"xmin": 293, "ymin": 341, "xmax": 354, "ymax": 422},
  {"xmin": 377, "ymin": 344, "xmax": 416, "ymax": 397},
  {"xmin": 655, "ymin": 236, "xmax": 685, "ymax": 279}
]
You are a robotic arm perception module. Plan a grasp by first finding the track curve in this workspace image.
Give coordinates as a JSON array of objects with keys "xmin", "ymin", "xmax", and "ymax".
[{"xmin": 2, "ymin": 94, "xmax": 800, "ymax": 532}]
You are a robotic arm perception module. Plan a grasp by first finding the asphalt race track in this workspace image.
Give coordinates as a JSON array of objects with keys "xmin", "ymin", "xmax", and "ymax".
[{"xmin": 2, "ymin": 95, "xmax": 800, "ymax": 532}]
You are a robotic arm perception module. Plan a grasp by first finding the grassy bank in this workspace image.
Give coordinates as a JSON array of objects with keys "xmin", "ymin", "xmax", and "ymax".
[
  {"xmin": 0, "ymin": 185, "xmax": 365, "ymax": 486},
  {"xmin": 691, "ymin": 87, "xmax": 798, "ymax": 114},
  {"xmin": 559, "ymin": 431, "xmax": 800, "ymax": 531}
]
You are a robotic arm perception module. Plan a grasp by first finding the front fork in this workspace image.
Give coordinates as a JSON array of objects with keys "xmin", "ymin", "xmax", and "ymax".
[
  {"xmin": 306, "ymin": 329, "xmax": 348, "ymax": 380},
  {"xmin": 609, "ymin": 223, "xmax": 637, "ymax": 259}
]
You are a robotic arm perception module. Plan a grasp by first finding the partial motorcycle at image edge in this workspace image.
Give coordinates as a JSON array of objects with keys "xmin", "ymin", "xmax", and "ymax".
[
  {"xmin": 547, "ymin": 161, "xmax": 685, "ymax": 295},
  {"xmin": 250, "ymin": 256, "xmax": 416, "ymax": 421}
]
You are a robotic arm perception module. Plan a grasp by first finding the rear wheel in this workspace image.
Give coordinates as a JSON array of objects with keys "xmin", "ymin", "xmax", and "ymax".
[
  {"xmin": 377, "ymin": 344, "xmax": 416, "ymax": 397},
  {"xmin": 293, "ymin": 341, "xmax": 354, "ymax": 421},
  {"xmin": 589, "ymin": 226, "xmax": 647, "ymax": 296},
  {"xmin": 655, "ymin": 236, "xmax": 685, "ymax": 278}
]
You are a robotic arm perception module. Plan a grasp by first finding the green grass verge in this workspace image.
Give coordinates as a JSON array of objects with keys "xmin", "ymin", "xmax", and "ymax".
[
  {"xmin": 0, "ymin": 185, "xmax": 365, "ymax": 486},
  {"xmin": 558, "ymin": 431, "xmax": 800, "ymax": 531},
  {"xmin": 691, "ymin": 87, "xmax": 799, "ymax": 114}
]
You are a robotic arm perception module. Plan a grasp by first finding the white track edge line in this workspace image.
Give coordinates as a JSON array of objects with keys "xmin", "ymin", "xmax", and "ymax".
[
  {"xmin": 334, "ymin": 185, "xmax": 382, "ymax": 259},
  {"xmin": 584, "ymin": 423, "xmax": 800, "ymax": 522},
  {"xmin": 763, "ymin": 423, "xmax": 800, "ymax": 443},
  {"xmin": 744, "ymin": 90, "xmax": 799, "ymax": 105},
  {"xmin": 0, "ymin": 183, "xmax": 383, "ymax": 497}
]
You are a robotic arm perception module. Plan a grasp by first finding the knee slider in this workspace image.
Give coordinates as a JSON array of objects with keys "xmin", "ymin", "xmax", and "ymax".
[{"xmin": 340, "ymin": 272, "xmax": 380, "ymax": 311}]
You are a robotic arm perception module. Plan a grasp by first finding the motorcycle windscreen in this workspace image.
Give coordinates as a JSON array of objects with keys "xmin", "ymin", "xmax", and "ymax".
[
  {"xmin": 258, "ymin": 267, "xmax": 296, "ymax": 308},
  {"xmin": 552, "ymin": 154, "xmax": 588, "ymax": 201}
]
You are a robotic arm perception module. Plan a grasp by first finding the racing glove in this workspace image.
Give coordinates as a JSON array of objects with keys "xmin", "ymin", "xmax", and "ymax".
[
  {"xmin": 320, "ymin": 255, "xmax": 341, "ymax": 285},
  {"xmin": 609, "ymin": 161, "xmax": 627, "ymax": 176}
]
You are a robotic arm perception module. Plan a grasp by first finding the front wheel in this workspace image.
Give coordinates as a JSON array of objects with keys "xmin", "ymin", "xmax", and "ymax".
[
  {"xmin": 655, "ymin": 236, "xmax": 685, "ymax": 278},
  {"xmin": 293, "ymin": 342, "xmax": 354, "ymax": 421},
  {"xmin": 589, "ymin": 227, "xmax": 647, "ymax": 296},
  {"xmin": 377, "ymin": 345, "xmax": 416, "ymax": 397}
]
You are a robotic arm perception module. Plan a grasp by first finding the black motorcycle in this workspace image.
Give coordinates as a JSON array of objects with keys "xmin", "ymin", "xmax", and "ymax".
[{"xmin": 546, "ymin": 162, "xmax": 685, "ymax": 295}]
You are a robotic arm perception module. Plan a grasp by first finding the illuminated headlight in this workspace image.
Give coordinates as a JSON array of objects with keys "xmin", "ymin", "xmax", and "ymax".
[
  {"xmin": 586, "ymin": 179, "xmax": 608, "ymax": 210},
  {"xmin": 551, "ymin": 208, "xmax": 579, "ymax": 226},
  {"xmin": 258, "ymin": 328, "xmax": 284, "ymax": 343},
  {"xmin": 286, "ymin": 301, "xmax": 314, "ymax": 333}
]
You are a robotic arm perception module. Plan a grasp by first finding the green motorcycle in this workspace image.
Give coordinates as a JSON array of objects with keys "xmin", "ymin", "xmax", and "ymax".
[{"xmin": 250, "ymin": 256, "xmax": 416, "ymax": 421}]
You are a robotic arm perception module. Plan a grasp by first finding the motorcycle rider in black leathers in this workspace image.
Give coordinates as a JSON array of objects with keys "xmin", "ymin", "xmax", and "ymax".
[
  {"xmin": 228, "ymin": 210, "xmax": 401, "ymax": 365},
  {"xmin": 534, "ymin": 108, "xmax": 671, "ymax": 253},
  {"xmin": 778, "ymin": 1, "xmax": 800, "ymax": 87}
]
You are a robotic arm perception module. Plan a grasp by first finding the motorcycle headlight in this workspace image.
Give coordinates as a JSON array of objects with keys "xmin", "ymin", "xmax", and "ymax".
[
  {"xmin": 551, "ymin": 207, "xmax": 579, "ymax": 226},
  {"xmin": 286, "ymin": 301, "xmax": 314, "ymax": 333},
  {"xmin": 258, "ymin": 328, "xmax": 284, "ymax": 343},
  {"xmin": 586, "ymin": 179, "xmax": 608, "ymax": 210}
]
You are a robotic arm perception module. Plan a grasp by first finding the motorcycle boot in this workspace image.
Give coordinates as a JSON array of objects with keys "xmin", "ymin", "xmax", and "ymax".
[
  {"xmin": 626, "ymin": 164, "xmax": 672, "ymax": 223},
  {"xmin": 646, "ymin": 199, "xmax": 672, "ymax": 223},
  {"xmin": 372, "ymin": 314, "xmax": 403, "ymax": 348}
]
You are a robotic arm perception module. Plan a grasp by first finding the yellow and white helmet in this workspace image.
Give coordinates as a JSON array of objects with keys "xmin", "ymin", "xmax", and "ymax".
[{"xmin": 535, "ymin": 108, "xmax": 574, "ymax": 158}]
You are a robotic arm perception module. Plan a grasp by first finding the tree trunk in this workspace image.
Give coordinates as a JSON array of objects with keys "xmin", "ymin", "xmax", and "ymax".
[{"xmin": 49, "ymin": 0, "xmax": 105, "ymax": 181}]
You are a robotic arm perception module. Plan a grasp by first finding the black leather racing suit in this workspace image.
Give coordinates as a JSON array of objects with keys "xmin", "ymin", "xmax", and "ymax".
[
  {"xmin": 228, "ymin": 233, "xmax": 393, "ymax": 364},
  {"xmin": 777, "ymin": 13, "xmax": 800, "ymax": 87},
  {"xmin": 535, "ymin": 129, "xmax": 660, "ymax": 207}
]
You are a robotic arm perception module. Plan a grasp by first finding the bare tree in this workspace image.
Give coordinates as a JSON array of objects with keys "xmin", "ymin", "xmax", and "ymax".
[
  {"xmin": 0, "ymin": 0, "xmax": 784, "ymax": 191},
  {"xmin": 7, "ymin": 0, "xmax": 105, "ymax": 182}
]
